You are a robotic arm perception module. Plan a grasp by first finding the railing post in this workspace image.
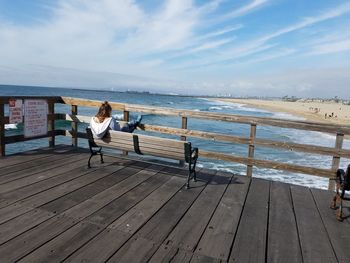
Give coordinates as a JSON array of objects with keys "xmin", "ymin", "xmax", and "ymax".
[
  {"xmin": 0, "ymin": 102, "xmax": 5, "ymax": 156},
  {"xmin": 247, "ymin": 123, "xmax": 257, "ymax": 177},
  {"xmin": 123, "ymin": 110, "xmax": 129, "ymax": 156},
  {"xmin": 180, "ymin": 116, "xmax": 188, "ymax": 166},
  {"xmin": 48, "ymin": 101, "xmax": 55, "ymax": 148},
  {"xmin": 329, "ymin": 132, "xmax": 344, "ymax": 190},
  {"xmin": 71, "ymin": 105, "xmax": 78, "ymax": 147}
]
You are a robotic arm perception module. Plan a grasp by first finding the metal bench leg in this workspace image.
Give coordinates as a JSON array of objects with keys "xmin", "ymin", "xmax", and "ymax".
[
  {"xmin": 99, "ymin": 148, "xmax": 104, "ymax": 164},
  {"xmin": 88, "ymin": 154, "xmax": 93, "ymax": 168},
  {"xmin": 186, "ymin": 159, "xmax": 192, "ymax": 189}
]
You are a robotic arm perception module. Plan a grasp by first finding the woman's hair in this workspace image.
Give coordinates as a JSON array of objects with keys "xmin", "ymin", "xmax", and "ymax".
[{"xmin": 95, "ymin": 101, "xmax": 112, "ymax": 122}]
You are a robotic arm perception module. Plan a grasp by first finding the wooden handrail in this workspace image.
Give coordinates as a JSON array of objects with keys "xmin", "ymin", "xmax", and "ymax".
[
  {"xmin": 61, "ymin": 97, "xmax": 350, "ymax": 135},
  {"xmin": 64, "ymin": 114, "xmax": 350, "ymax": 159},
  {"xmin": 1, "ymin": 95, "xmax": 349, "ymax": 190}
]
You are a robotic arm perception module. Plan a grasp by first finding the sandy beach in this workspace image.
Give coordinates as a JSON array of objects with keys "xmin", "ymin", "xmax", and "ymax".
[{"xmin": 217, "ymin": 98, "xmax": 350, "ymax": 125}]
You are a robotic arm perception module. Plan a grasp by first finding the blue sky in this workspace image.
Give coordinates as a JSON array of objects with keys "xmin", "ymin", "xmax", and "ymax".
[{"xmin": 0, "ymin": 0, "xmax": 350, "ymax": 98}]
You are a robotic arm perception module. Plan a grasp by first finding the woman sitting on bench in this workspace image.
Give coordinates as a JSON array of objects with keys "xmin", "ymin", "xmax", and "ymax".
[{"xmin": 90, "ymin": 101, "xmax": 142, "ymax": 138}]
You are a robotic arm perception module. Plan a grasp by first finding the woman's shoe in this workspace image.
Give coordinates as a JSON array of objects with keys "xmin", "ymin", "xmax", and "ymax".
[{"xmin": 135, "ymin": 115, "xmax": 143, "ymax": 127}]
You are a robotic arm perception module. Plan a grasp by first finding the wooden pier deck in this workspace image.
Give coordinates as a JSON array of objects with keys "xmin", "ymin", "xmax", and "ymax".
[{"xmin": 0, "ymin": 146, "xmax": 349, "ymax": 263}]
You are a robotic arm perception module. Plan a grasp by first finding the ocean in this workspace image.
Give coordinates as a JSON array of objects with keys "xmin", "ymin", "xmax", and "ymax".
[{"xmin": 2, "ymin": 84, "xmax": 350, "ymax": 189}]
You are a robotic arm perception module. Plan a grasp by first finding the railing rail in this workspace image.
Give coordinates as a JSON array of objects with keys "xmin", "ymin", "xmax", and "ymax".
[{"xmin": 1, "ymin": 95, "xmax": 349, "ymax": 190}]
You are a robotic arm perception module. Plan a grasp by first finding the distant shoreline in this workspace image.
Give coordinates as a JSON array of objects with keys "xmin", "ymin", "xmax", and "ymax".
[{"xmin": 214, "ymin": 98, "xmax": 350, "ymax": 126}]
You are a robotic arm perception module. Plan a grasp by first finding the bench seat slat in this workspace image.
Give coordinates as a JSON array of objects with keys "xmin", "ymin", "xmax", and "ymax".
[
  {"xmin": 97, "ymin": 141, "xmax": 186, "ymax": 160},
  {"xmin": 107, "ymin": 131, "xmax": 186, "ymax": 149},
  {"xmin": 99, "ymin": 138, "xmax": 187, "ymax": 155}
]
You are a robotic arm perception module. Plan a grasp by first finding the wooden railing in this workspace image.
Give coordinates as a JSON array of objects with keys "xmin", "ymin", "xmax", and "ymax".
[{"xmin": 1, "ymin": 96, "xmax": 350, "ymax": 190}]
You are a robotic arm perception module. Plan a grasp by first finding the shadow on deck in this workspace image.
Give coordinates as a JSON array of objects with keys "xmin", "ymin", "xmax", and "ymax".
[{"xmin": 0, "ymin": 146, "xmax": 349, "ymax": 263}]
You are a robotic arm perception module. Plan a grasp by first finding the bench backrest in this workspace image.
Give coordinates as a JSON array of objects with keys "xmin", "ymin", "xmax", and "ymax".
[{"xmin": 95, "ymin": 130, "xmax": 192, "ymax": 162}]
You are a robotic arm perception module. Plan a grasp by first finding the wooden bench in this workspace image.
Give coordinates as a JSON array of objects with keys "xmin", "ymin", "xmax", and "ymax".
[{"xmin": 86, "ymin": 128, "xmax": 198, "ymax": 188}]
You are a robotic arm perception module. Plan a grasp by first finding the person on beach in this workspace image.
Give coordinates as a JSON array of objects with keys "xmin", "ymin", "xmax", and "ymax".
[{"xmin": 90, "ymin": 101, "xmax": 142, "ymax": 138}]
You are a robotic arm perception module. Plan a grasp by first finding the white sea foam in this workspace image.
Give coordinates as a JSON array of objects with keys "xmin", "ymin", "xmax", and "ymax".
[
  {"xmin": 5, "ymin": 124, "xmax": 17, "ymax": 130},
  {"xmin": 208, "ymin": 106, "xmax": 223, "ymax": 110},
  {"xmin": 112, "ymin": 114, "xmax": 124, "ymax": 120},
  {"xmin": 272, "ymin": 112, "xmax": 305, "ymax": 121}
]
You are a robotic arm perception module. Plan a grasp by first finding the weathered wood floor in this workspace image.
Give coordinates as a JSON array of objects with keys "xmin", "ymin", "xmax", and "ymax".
[{"xmin": 0, "ymin": 146, "xmax": 349, "ymax": 263}]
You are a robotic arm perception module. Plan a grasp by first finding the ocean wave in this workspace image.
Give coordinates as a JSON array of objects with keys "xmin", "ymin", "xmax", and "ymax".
[
  {"xmin": 5, "ymin": 124, "xmax": 18, "ymax": 130},
  {"xmin": 208, "ymin": 106, "xmax": 224, "ymax": 111},
  {"xmin": 272, "ymin": 112, "xmax": 305, "ymax": 121}
]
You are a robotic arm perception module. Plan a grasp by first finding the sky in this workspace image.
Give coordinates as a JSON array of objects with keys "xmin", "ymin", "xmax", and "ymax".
[{"xmin": 0, "ymin": 0, "xmax": 350, "ymax": 98}]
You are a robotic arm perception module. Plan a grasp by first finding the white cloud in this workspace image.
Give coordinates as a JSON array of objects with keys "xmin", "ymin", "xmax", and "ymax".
[
  {"xmin": 309, "ymin": 39, "xmax": 350, "ymax": 55},
  {"xmin": 218, "ymin": 0, "xmax": 269, "ymax": 21}
]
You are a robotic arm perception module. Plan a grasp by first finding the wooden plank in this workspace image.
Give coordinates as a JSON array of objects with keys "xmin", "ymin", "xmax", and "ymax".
[
  {"xmin": 0, "ymin": 163, "xmax": 129, "ymax": 221},
  {"xmin": 123, "ymin": 110, "xmax": 130, "ymax": 156},
  {"xmin": 4, "ymin": 130, "xmax": 66, "ymax": 144},
  {"xmin": 19, "ymin": 172, "xmax": 171, "ymax": 262},
  {"xmin": 191, "ymin": 254, "xmax": 223, "ymax": 263},
  {"xmin": 135, "ymin": 170, "xmax": 215, "ymax": 244},
  {"xmin": 66, "ymin": 229, "xmax": 131, "ymax": 263},
  {"xmin": 0, "ymin": 203, "xmax": 36, "ymax": 225},
  {"xmin": 290, "ymin": 185, "xmax": 337, "ymax": 263},
  {"xmin": 0, "ymin": 156, "xmax": 118, "ymax": 209},
  {"xmin": 108, "ymin": 175, "xmax": 185, "ymax": 232},
  {"xmin": 200, "ymin": 150, "xmax": 334, "ymax": 178},
  {"xmin": 180, "ymin": 116, "xmax": 188, "ymax": 166},
  {"xmin": 84, "ymin": 172, "xmax": 171, "ymax": 227},
  {"xmin": 101, "ymin": 137, "xmax": 187, "ymax": 155},
  {"xmin": 109, "ymin": 171, "xmax": 217, "ymax": 262},
  {"xmin": 62, "ymin": 97, "xmax": 125, "ymax": 111},
  {"xmin": 17, "ymin": 164, "xmax": 132, "ymax": 208},
  {"xmin": 0, "ymin": 164, "xmax": 161, "ymax": 262},
  {"xmin": 71, "ymin": 105, "xmax": 78, "ymax": 147},
  {"xmin": 0, "ymin": 145, "xmax": 75, "ymax": 169},
  {"xmin": 0, "ymin": 150, "xmax": 59, "ymax": 169},
  {"xmin": 107, "ymin": 170, "xmax": 214, "ymax": 262},
  {"xmin": 311, "ymin": 188, "xmax": 350, "ymax": 262},
  {"xmin": 0, "ymin": 153, "xmax": 87, "ymax": 194},
  {"xmin": 246, "ymin": 124, "xmax": 256, "ymax": 177},
  {"xmin": 97, "ymin": 141, "xmax": 186, "ymax": 161},
  {"xmin": 163, "ymin": 172, "xmax": 233, "ymax": 252},
  {"xmin": 48, "ymin": 101, "xmax": 55, "ymax": 147},
  {"xmin": 267, "ymin": 181, "xmax": 302, "ymax": 263},
  {"xmin": 0, "ymin": 96, "xmax": 62, "ymax": 104},
  {"xmin": 229, "ymin": 179, "xmax": 270, "ymax": 263},
  {"xmin": 194, "ymin": 174, "xmax": 250, "ymax": 261},
  {"xmin": 65, "ymin": 175, "xmax": 185, "ymax": 263},
  {"xmin": 99, "ymin": 139, "xmax": 186, "ymax": 156},
  {"xmin": 0, "ymin": 215, "xmax": 77, "ymax": 263},
  {"xmin": 38, "ymin": 165, "xmax": 142, "ymax": 214},
  {"xmin": 0, "ymin": 150, "xmax": 83, "ymax": 184},
  {"xmin": 107, "ymin": 131, "xmax": 187, "ymax": 149},
  {"xmin": 63, "ymin": 164, "xmax": 164, "ymax": 220},
  {"xmin": 149, "ymin": 244, "xmax": 194, "ymax": 263},
  {"xmin": 18, "ymin": 221, "xmax": 102, "ymax": 263},
  {"xmin": 0, "ymin": 208, "xmax": 55, "ymax": 245},
  {"xmin": 107, "ymin": 236, "xmax": 158, "ymax": 263}
]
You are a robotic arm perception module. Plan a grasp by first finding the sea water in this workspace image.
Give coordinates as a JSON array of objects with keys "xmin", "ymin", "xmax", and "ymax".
[{"xmin": 1, "ymin": 85, "xmax": 349, "ymax": 189}]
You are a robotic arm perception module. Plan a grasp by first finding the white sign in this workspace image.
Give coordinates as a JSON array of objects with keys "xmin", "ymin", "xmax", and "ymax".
[
  {"xmin": 9, "ymin": 99, "xmax": 23, "ymax": 124},
  {"xmin": 24, "ymin": 100, "xmax": 48, "ymax": 138}
]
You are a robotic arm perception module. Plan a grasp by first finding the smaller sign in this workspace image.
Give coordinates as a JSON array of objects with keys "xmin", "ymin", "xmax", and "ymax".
[
  {"xmin": 24, "ymin": 99, "xmax": 48, "ymax": 138},
  {"xmin": 9, "ymin": 99, "xmax": 23, "ymax": 124}
]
